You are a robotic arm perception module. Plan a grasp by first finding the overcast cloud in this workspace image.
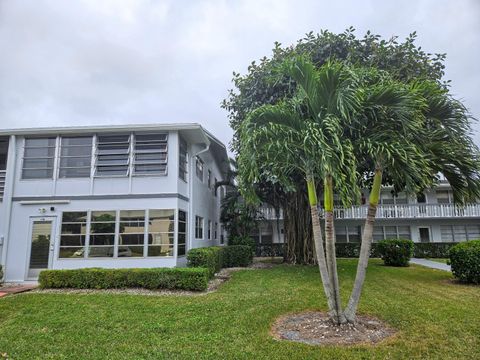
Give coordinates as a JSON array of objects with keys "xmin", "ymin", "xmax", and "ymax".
[{"xmin": 0, "ymin": 0, "xmax": 479, "ymax": 153}]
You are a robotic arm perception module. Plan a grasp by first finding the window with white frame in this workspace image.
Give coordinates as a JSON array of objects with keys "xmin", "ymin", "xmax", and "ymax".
[
  {"xmin": 95, "ymin": 135, "xmax": 130, "ymax": 176},
  {"xmin": 148, "ymin": 210, "xmax": 175, "ymax": 257},
  {"xmin": 22, "ymin": 137, "xmax": 56, "ymax": 179},
  {"xmin": 214, "ymin": 177, "xmax": 218, "ymax": 196},
  {"xmin": 179, "ymin": 137, "xmax": 188, "ymax": 181},
  {"xmin": 441, "ymin": 224, "xmax": 480, "ymax": 242},
  {"xmin": 59, "ymin": 212, "xmax": 87, "ymax": 258},
  {"xmin": 348, "ymin": 226, "xmax": 361, "ymax": 242},
  {"xmin": 207, "ymin": 169, "xmax": 212, "ymax": 189},
  {"xmin": 134, "ymin": 134, "xmax": 168, "ymax": 175},
  {"xmin": 89, "ymin": 211, "xmax": 116, "ymax": 257},
  {"xmin": 59, "ymin": 209, "xmax": 178, "ymax": 259},
  {"xmin": 178, "ymin": 210, "xmax": 187, "ymax": 256},
  {"xmin": 59, "ymin": 136, "xmax": 92, "ymax": 178},
  {"xmin": 214, "ymin": 222, "xmax": 218, "ymax": 240},
  {"xmin": 381, "ymin": 191, "xmax": 407, "ymax": 205},
  {"xmin": 436, "ymin": 190, "xmax": 452, "ymax": 204},
  {"xmin": 373, "ymin": 225, "xmax": 411, "ymax": 241},
  {"xmin": 195, "ymin": 216, "xmax": 204, "ymax": 239},
  {"xmin": 335, "ymin": 226, "xmax": 360, "ymax": 243},
  {"xmin": 373, "ymin": 226, "xmax": 384, "ymax": 241},
  {"xmin": 196, "ymin": 157, "xmax": 204, "ymax": 181},
  {"xmin": 208, "ymin": 220, "xmax": 212, "ymax": 240},
  {"xmin": 119, "ymin": 210, "xmax": 145, "ymax": 257}
]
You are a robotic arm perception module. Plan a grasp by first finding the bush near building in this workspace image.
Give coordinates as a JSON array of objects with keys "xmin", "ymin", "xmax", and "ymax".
[
  {"xmin": 187, "ymin": 245, "xmax": 253, "ymax": 275},
  {"xmin": 377, "ymin": 239, "xmax": 414, "ymax": 267},
  {"xmin": 228, "ymin": 235, "xmax": 256, "ymax": 253},
  {"xmin": 186, "ymin": 247, "xmax": 224, "ymax": 278},
  {"xmin": 38, "ymin": 267, "xmax": 210, "ymax": 291},
  {"xmin": 449, "ymin": 240, "xmax": 480, "ymax": 284}
]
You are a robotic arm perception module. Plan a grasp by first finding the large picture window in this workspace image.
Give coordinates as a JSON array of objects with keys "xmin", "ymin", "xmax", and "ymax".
[
  {"xmin": 148, "ymin": 209, "xmax": 174, "ymax": 256},
  {"xmin": 59, "ymin": 136, "xmax": 92, "ymax": 178},
  {"xmin": 134, "ymin": 134, "xmax": 168, "ymax": 175},
  {"xmin": 119, "ymin": 210, "xmax": 145, "ymax": 257},
  {"xmin": 178, "ymin": 210, "xmax": 187, "ymax": 256},
  {"xmin": 179, "ymin": 137, "xmax": 188, "ymax": 181},
  {"xmin": 95, "ymin": 135, "xmax": 130, "ymax": 176},
  {"xmin": 60, "ymin": 209, "xmax": 179, "ymax": 259},
  {"xmin": 59, "ymin": 212, "xmax": 87, "ymax": 258},
  {"xmin": 22, "ymin": 137, "xmax": 56, "ymax": 179}
]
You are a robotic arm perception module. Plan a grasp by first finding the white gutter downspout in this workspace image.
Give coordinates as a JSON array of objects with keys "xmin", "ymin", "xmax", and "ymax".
[
  {"xmin": 1, "ymin": 135, "xmax": 17, "ymax": 279},
  {"xmin": 188, "ymin": 136, "xmax": 210, "ymax": 251}
]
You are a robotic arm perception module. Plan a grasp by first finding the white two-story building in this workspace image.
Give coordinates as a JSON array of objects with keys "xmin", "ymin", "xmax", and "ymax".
[
  {"xmin": 257, "ymin": 184, "xmax": 480, "ymax": 247},
  {"xmin": 0, "ymin": 123, "xmax": 229, "ymax": 282}
]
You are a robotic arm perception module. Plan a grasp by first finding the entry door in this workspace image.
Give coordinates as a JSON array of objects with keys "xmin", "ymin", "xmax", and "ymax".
[
  {"xmin": 419, "ymin": 227, "xmax": 430, "ymax": 243},
  {"xmin": 27, "ymin": 218, "xmax": 55, "ymax": 279}
]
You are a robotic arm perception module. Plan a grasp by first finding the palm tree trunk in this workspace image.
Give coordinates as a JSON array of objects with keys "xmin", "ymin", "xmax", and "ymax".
[
  {"xmin": 324, "ymin": 175, "xmax": 346, "ymax": 324},
  {"xmin": 306, "ymin": 176, "xmax": 337, "ymax": 321},
  {"xmin": 344, "ymin": 168, "xmax": 383, "ymax": 323}
]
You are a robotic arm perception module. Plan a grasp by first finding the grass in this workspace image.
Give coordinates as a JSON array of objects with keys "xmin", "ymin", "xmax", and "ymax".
[{"xmin": 0, "ymin": 259, "xmax": 479, "ymax": 359}]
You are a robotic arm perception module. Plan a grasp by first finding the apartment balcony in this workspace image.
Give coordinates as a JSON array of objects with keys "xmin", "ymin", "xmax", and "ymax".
[{"xmin": 259, "ymin": 203, "xmax": 480, "ymax": 220}]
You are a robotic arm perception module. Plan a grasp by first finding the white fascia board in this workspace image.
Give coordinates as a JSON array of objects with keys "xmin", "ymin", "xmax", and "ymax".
[{"xmin": 0, "ymin": 123, "xmax": 204, "ymax": 136}]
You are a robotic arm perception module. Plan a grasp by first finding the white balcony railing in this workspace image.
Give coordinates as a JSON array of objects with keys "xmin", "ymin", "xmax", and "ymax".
[
  {"xmin": 259, "ymin": 203, "xmax": 480, "ymax": 220},
  {"xmin": 0, "ymin": 170, "xmax": 5, "ymax": 199}
]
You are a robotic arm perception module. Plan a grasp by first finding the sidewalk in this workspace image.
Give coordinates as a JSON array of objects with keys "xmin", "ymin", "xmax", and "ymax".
[
  {"xmin": 0, "ymin": 283, "xmax": 38, "ymax": 298},
  {"xmin": 410, "ymin": 258, "xmax": 451, "ymax": 272}
]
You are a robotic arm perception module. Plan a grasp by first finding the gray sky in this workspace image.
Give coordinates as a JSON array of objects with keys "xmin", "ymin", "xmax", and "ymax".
[{"xmin": 1, "ymin": 0, "xmax": 479, "ymax": 154}]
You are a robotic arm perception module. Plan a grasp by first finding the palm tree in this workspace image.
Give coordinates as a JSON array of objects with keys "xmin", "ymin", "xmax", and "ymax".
[
  {"xmin": 343, "ymin": 76, "xmax": 480, "ymax": 322},
  {"xmin": 238, "ymin": 58, "xmax": 362, "ymax": 324}
]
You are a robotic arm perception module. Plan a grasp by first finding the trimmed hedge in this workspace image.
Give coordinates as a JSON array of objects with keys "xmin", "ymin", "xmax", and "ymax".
[
  {"xmin": 413, "ymin": 242, "xmax": 455, "ymax": 258},
  {"xmin": 377, "ymin": 239, "xmax": 414, "ymax": 267},
  {"xmin": 187, "ymin": 245, "xmax": 253, "ymax": 275},
  {"xmin": 335, "ymin": 243, "xmax": 382, "ymax": 258},
  {"xmin": 38, "ymin": 267, "xmax": 210, "ymax": 291},
  {"xmin": 228, "ymin": 236, "xmax": 256, "ymax": 253},
  {"xmin": 449, "ymin": 240, "xmax": 480, "ymax": 284},
  {"xmin": 223, "ymin": 245, "xmax": 253, "ymax": 267},
  {"xmin": 186, "ymin": 247, "xmax": 224, "ymax": 277},
  {"xmin": 335, "ymin": 242, "xmax": 458, "ymax": 259}
]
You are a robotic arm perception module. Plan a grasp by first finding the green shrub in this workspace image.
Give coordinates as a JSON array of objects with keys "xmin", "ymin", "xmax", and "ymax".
[
  {"xmin": 223, "ymin": 245, "xmax": 253, "ymax": 267},
  {"xmin": 187, "ymin": 247, "xmax": 223, "ymax": 277},
  {"xmin": 377, "ymin": 239, "xmax": 414, "ymax": 267},
  {"xmin": 228, "ymin": 235, "xmax": 256, "ymax": 252},
  {"xmin": 413, "ymin": 242, "xmax": 455, "ymax": 258},
  {"xmin": 38, "ymin": 267, "xmax": 209, "ymax": 291},
  {"xmin": 449, "ymin": 240, "xmax": 480, "ymax": 284}
]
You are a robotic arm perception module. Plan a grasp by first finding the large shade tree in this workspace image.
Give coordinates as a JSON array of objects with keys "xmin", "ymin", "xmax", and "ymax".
[
  {"xmin": 223, "ymin": 29, "xmax": 450, "ymax": 264},
  {"xmin": 237, "ymin": 56, "xmax": 480, "ymax": 324}
]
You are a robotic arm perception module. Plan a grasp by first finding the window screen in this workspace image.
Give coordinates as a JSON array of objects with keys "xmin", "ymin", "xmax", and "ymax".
[
  {"xmin": 22, "ymin": 137, "xmax": 56, "ymax": 179},
  {"xmin": 134, "ymin": 134, "xmax": 168, "ymax": 175}
]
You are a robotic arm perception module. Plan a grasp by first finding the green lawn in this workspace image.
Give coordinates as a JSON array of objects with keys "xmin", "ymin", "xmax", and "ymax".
[{"xmin": 0, "ymin": 260, "xmax": 479, "ymax": 360}]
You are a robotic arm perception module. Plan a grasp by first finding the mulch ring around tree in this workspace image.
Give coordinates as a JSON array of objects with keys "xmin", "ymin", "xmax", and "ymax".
[{"xmin": 271, "ymin": 311, "xmax": 396, "ymax": 346}]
